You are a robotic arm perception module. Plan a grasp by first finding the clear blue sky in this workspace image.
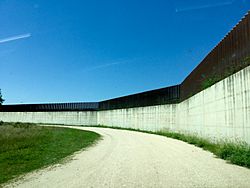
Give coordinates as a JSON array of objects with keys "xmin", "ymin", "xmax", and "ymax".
[{"xmin": 0, "ymin": 0, "xmax": 249, "ymax": 104}]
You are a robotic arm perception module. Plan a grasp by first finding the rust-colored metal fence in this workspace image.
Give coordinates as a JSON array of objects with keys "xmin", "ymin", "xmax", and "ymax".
[
  {"xmin": 0, "ymin": 102, "xmax": 99, "ymax": 112},
  {"xmin": 180, "ymin": 11, "xmax": 250, "ymax": 100},
  {"xmin": 99, "ymin": 85, "xmax": 180, "ymax": 110}
]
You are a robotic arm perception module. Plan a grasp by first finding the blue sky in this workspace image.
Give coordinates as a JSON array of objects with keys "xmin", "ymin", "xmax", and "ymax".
[{"xmin": 0, "ymin": 0, "xmax": 249, "ymax": 104}]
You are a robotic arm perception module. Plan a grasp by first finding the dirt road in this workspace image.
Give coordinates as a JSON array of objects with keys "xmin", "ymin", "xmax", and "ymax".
[{"xmin": 5, "ymin": 126, "xmax": 250, "ymax": 188}]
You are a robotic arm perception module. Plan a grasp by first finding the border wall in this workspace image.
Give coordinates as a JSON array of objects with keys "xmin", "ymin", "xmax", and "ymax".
[
  {"xmin": 180, "ymin": 11, "xmax": 250, "ymax": 101},
  {"xmin": 99, "ymin": 85, "xmax": 180, "ymax": 110},
  {"xmin": 0, "ymin": 12, "xmax": 250, "ymax": 143},
  {"xmin": 0, "ymin": 102, "xmax": 99, "ymax": 112},
  {"xmin": 98, "ymin": 65, "xmax": 250, "ymax": 143},
  {"xmin": 0, "ymin": 111, "xmax": 98, "ymax": 125},
  {"xmin": 0, "ymin": 102, "xmax": 98, "ymax": 126}
]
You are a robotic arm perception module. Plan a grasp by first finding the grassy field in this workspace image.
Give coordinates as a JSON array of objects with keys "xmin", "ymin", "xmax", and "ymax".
[
  {"xmin": 0, "ymin": 122, "xmax": 101, "ymax": 185},
  {"xmin": 94, "ymin": 125, "xmax": 250, "ymax": 168}
]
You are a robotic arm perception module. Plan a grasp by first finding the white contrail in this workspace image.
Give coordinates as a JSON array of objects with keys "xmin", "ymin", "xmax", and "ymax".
[
  {"xmin": 82, "ymin": 61, "xmax": 128, "ymax": 72},
  {"xmin": 82, "ymin": 58, "xmax": 137, "ymax": 73},
  {"xmin": 0, "ymin": 33, "xmax": 31, "ymax": 44},
  {"xmin": 176, "ymin": 1, "xmax": 234, "ymax": 13}
]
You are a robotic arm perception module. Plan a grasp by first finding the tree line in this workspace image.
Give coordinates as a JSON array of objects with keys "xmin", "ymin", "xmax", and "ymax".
[{"xmin": 0, "ymin": 89, "xmax": 4, "ymax": 105}]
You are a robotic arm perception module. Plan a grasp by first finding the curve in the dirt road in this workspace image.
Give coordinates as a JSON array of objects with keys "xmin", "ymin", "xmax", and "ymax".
[{"xmin": 5, "ymin": 126, "xmax": 250, "ymax": 188}]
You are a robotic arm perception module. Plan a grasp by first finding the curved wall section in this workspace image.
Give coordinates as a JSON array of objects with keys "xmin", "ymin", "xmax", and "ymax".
[{"xmin": 98, "ymin": 65, "xmax": 250, "ymax": 144}]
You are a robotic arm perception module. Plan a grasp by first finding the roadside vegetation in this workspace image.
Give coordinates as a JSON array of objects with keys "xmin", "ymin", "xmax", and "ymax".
[
  {"xmin": 156, "ymin": 130, "xmax": 250, "ymax": 168},
  {"xmin": 95, "ymin": 125, "xmax": 250, "ymax": 168},
  {"xmin": 0, "ymin": 122, "xmax": 101, "ymax": 185}
]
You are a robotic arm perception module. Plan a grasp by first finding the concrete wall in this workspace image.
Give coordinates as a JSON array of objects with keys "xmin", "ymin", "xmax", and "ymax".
[
  {"xmin": 98, "ymin": 104, "xmax": 177, "ymax": 131},
  {"xmin": 176, "ymin": 66, "xmax": 250, "ymax": 143},
  {"xmin": 1, "ymin": 65, "xmax": 249, "ymax": 143},
  {"xmin": 0, "ymin": 111, "xmax": 97, "ymax": 126},
  {"xmin": 98, "ymin": 65, "xmax": 250, "ymax": 143}
]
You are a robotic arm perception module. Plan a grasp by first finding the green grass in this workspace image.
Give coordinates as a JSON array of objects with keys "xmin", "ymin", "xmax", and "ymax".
[
  {"xmin": 156, "ymin": 131, "xmax": 250, "ymax": 168},
  {"xmin": 93, "ymin": 125, "xmax": 250, "ymax": 168},
  {"xmin": 0, "ymin": 122, "xmax": 101, "ymax": 185}
]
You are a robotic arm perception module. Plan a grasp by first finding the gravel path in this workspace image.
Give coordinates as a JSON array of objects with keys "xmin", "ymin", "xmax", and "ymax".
[{"xmin": 5, "ymin": 126, "xmax": 250, "ymax": 188}]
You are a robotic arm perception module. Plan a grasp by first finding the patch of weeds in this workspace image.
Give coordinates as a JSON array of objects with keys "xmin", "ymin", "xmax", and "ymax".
[
  {"xmin": 200, "ymin": 56, "xmax": 250, "ymax": 91},
  {"xmin": 201, "ymin": 75, "xmax": 220, "ymax": 90},
  {"xmin": 241, "ymin": 56, "xmax": 250, "ymax": 66},
  {"xmin": 215, "ymin": 141, "xmax": 250, "ymax": 167},
  {"xmin": 12, "ymin": 122, "xmax": 34, "ymax": 129}
]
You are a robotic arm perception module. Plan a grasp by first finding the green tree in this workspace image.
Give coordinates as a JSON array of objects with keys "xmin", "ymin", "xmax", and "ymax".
[{"xmin": 0, "ymin": 89, "xmax": 4, "ymax": 105}]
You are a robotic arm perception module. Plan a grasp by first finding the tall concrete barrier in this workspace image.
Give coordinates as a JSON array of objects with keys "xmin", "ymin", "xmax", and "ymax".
[
  {"xmin": 0, "ymin": 111, "xmax": 97, "ymax": 126},
  {"xmin": 98, "ymin": 65, "xmax": 250, "ymax": 144}
]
